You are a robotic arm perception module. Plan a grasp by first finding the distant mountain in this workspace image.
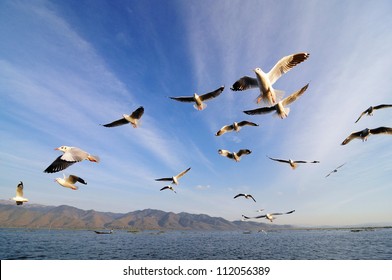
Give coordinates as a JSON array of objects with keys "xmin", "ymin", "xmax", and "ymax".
[{"xmin": 0, "ymin": 200, "xmax": 292, "ymax": 231}]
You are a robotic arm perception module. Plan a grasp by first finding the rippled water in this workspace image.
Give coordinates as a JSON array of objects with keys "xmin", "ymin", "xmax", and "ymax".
[{"xmin": 1, "ymin": 228, "xmax": 391, "ymax": 260}]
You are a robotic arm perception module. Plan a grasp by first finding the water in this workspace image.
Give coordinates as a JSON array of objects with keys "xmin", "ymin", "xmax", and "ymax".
[{"xmin": 1, "ymin": 228, "xmax": 391, "ymax": 260}]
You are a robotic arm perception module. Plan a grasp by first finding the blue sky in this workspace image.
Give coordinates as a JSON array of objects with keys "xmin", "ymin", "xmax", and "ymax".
[{"xmin": 1, "ymin": 0, "xmax": 392, "ymax": 226}]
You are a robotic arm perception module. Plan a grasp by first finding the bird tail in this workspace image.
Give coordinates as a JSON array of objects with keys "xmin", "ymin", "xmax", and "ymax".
[
  {"xmin": 291, "ymin": 162, "xmax": 298, "ymax": 169},
  {"xmin": 71, "ymin": 186, "xmax": 79, "ymax": 190},
  {"xmin": 194, "ymin": 103, "xmax": 207, "ymax": 111},
  {"xmin": 87, "ymin": 155, "xmax": 100, "ymax": 163}
]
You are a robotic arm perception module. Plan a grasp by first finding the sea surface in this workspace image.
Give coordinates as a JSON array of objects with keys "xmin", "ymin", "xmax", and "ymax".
[{"xmin": 1, "ymin": 228, "xmax": 391, "ymax": 260}]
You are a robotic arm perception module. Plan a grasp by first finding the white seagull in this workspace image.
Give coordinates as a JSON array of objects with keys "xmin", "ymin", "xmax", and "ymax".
[
  {"xmin": 234, "ymin": 193, "xmax": 256, "ymax": 202},
  {"xmin": 44, "ymin": 146, "xmax": 100, "ymax": 173},
  {"xmin": 12, "ymin": 181, "xmax": 28, "ymax": 205},
  {"xmin": 341, "ymin": 127, "xmax": 392, "ymax": 145},
  {"xmin": 325, "ymin": 163, "xmax": 346, "ymax": 178},
  {"xmin": 231, "ymin": 52, "xmax": 309, "ymax": 105},
  {"xmin": 242, "ymin": 210, "xmax": 295, "ymax": 222},
  {"xmin": 267, "ymin": 156, "xmax": 319, "ymax": 169},
  {"xmin": 218, "ymin": 149, "xmax": 252, "ymax": 162},
  {"xmin": 215, "ymin": 121, "xmax": 259, "ymax": 136},
  {"xmin": 101, "ymin": 106, "xmax": 144, "ymax": 128},
  {"xmin": 55, "ymin": 174, "xmax": 87, "ymax": 190},
  {"xmin": 355, "ymin": 104, "xmax": 392, "ymax": 123},
  {"xmin": 155, "ymin": 167, "xmax": 191, "ymax": 185},
  {"xmin": 243, "ymin": 83, "xmax": 309, "ymax": 119},
  {"xmin": 160, "ymin": 186, "xmax": 176, "ymax": 193},
  {"xmin": 170, "ymin": 86, "xmax": 224, "ymax": 110}
]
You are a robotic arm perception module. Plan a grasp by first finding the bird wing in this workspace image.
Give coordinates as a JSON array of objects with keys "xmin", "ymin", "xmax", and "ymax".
[
  {"xmin": 68, "ymin": 175, "xmax": 87, "ymax": 185},
  {"xmin": 341, "ymin": 131, "xmax": 363, "ymax": 145},
  {"xmin": 248, "ymin": 195, "xmax": 256, "ymax": 202},
  {"xmin": 169, "ymin": 96, "xmax": 195, "ymax": 102},
  {"xmin": 336, "ymin": 163, "xmax": 346, "ymax": 169},
  {"xmin": 155, "ymin": 177, "xmax": 173, "ymax": 182},
  {"xmin": 216, "ymin": 124, "xmax": 234, "ymax": 136},
  {"xmin": 234, "ymin": 194, "xmax": 245, "ymax": 199},
  {"xmin": 176, "ymin": 167, "xmax": 191, "ymax": 179},
  {"xmin": 267, "ymin": 156, "xmax": 289, "ymax": 164},
  {"xmin": 160, "ymin": 186, "xmax": 170, "ymax": 191},
  {"xmin": 242, "ymin": 214, "xmax": 252, "ymax": 220},
  {"xmin": 101, "ymin": 117, "xmax": 129, "ymax": 127},
  {"xmin": 373, "ymin": 104, "xmax": 392, "ymax": 110},
  {"xmin": 16, "ymin": 182, "xmax": 24, "ymax": 197},
  {"xmin": 281, "ymin": 83, "xmax": 309, "ymax": 106},
  {"xmin": 254, "ymin": 214, "xmax": 267, "ymax": 219},
  {"xmin": 370, "ymin": 126, "xmax": 392, "ymax": 135},
  {"xmin": 238, "ymin": 120, "xmax": 258, "ymax": 127},
  {"xmin": 267, "ymin": 52, "xmax": 310, "ymax": 85},
  {"xmin": 237, "ymin": 149, "xmax": 251, "ymax": 157},
  {"xmin": 243, "ymin": 106, "xmax": 275, "ymax": 115},
  {"xmin": 270, "ymin": 210, "xmax": 295, "ymax": 216},
  {"xmin": 44, "ymin": 156, "xmax": 77, "ymax": 173},
  {"xmin": 231, "ymin": 76, "xmax": 258, "ymax": 91},
  {"xmin": 199, "ymin": 86, "xmax": 225, "ymax": 101},
  {"xmin": 218, "ymin": 149, "xmax": 232, "ymax": 158},
  {"xmin": 294, "ymin": 160, "xmax": 319, "ymax": 164},
  {"xmin": 130, "ymin": 106, "xmax": 144, "ymax": 119},
  {"xmin": 354, "ymin": 110, "xmax": 368, "ymax": 123}
]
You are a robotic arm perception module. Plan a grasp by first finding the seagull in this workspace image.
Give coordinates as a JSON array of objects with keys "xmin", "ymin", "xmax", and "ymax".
[
  {"xmin": 218, "ymin": 149, "xmax": 252, "ymax": 162},
  {"xmin": 242, "ymin": 210, "xmax": 295, "ymax": 222},
  {"xmin": 155, "ymin": 167, "xmax": 191, "ymax": 185},
  {"xmin": 101, "ymin": 106, "xmax": 144, "ymax": 128},
  {"xmin": 55, "ymin": 174, "xmax": 87, "ymax": 190},
  {"xmin": 355, "ymin": 104, "xmax": 392, "ymax": 123},
  {"xmin": 12, "ymin": 181, "xmax": 28, "ymax": 205},
  {"xmin": 215, "ymin": 121, "xmax": 259, "ymax": 136},
  {"xmin": 256, "ymin": 208, "xmax": 265, "ymax": 212},
  {"xmin": 234, "ymin": 193, "xmax": 256, "ymax": 202},
  {"xmin": 170, "ymin": 86, "xmax": 224, "ymax": 110},
  {"xmin": 325, "ymin": 163, "xmax": 346, "ymax": 178},
  {"xmin": 231, "ymin": 52, "xmax": 309, "ymax": 105},
  {"xmin": 44, "ymin": 146, "xmax": 100, "ymax": 173},
  {"xmin": 267, "ymin": 156, "xmax": 319, "ymax": 169},
  {"xmin": 341, "ymin": 127, "xmax": 392, "ymax": 145},
  {"xmin": 243, "ymin": 83, "xmax": 309, "ymax": 119},
  {"xmin": 160, "ymin": 186, "xmax": 176, "ymax": 193}
]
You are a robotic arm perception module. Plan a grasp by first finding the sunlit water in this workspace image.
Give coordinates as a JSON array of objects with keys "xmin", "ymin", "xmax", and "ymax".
[{"xmin": 1, "ymin": 228, "xmax": 391, "ymax": 260}]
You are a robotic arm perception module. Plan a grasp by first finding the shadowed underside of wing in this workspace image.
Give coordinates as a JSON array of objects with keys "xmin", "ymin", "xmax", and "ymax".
[
  {"xmin": 101, "ymin": 118, "xmax": 129, "ymax": 127},
  {"xmin": 44, "ymin": 156, "xmax": 77, "ymax": 173},
  {"xmin": 231, "ymin": 76, "xmax": 258, "ymax": 91}
]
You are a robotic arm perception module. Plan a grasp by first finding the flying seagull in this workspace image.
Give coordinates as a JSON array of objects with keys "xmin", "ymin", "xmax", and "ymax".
[
  {"xmin": 231, "ymin": 52, "xmax": 309, "ymax": 105},
  {"xmin": 215, "ymin": 121, "xmax": 259, "ymax": 136},
  {"xmin": 243, "ymin": 83, "xmax": 309, "ymax": 119},
  {"xmin": 242, "ymin": 210, "xmax": 295, "ymax": 222},
  {"xmin": 267, "ymin": 156, "xmax": 319, "ymax": 169},
  {"xmin": 325, "ymin": 163, "xmax": 346, "ymax": 178},
  {"xmin": 12, "ymin": 181, "xmax": 28, "ymax": 205},
  {"xmin": 234, "ymin": 193, "xmax": 256, "ymax": 202},
  {"xmin": 355, "ymin": 104, "xmax": 392, "ymax": 123},
  {"xmin": 160, "ymin": 186, "xmax": 176, "ymax": 193},
  {"xmin": 155, "ymin": 167, "xmax": 191, "ymax": 185},
  {"xmin": 218, "ymin": 149, "xmax": 252, "ymax": 162},
  {"xmin": 44, "ymin": 146, "xmax": 100, "ymax": 173},
  {"xmin": 341, "ymin": 127, "xmax": 392, "ymax": 145},
  {"xmin": 170, "ymin": 86, "xmax": 224, "ymax": 110},
  {"xmin": 55, "ymin": 174, "xmax": 87, "ymax": 190},
  {"xmin": 101, "ymin": 106, "xmax": 144, "ymax": 128}
]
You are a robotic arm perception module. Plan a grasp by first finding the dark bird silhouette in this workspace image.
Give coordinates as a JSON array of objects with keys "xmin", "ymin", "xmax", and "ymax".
[
  {"xmin": 355, "ymin": 104, "xmax": 392, "ymax": 123},
  {"xmin": 341, "ymin": 127, "xmax": 392, "ymax": 145},
  {"xmin": 170, "ymin": 86, "xmax": 224, "ymax": 110},
  {"xmin": 101, "ymin": 106, "xmax": 144, "ymax": 128}
]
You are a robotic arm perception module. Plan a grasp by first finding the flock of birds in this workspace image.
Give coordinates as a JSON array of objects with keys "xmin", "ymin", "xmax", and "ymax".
[{"xmin": 10, "ymin": 51, "xmax": 392, "ymax": 226}]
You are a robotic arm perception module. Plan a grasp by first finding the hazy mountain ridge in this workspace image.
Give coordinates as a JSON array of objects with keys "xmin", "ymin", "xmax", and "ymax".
[{"xmin": 0, "ymin": 201, "xmax": 291, "ymax": 230}]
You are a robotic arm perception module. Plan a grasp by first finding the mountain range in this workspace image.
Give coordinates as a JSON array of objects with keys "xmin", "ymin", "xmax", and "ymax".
[{"xmin": 0, "ymin": 200, "xmax": 292, "ymax": 230}]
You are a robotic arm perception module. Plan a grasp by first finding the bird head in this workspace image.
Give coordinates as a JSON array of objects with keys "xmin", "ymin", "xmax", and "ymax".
[{"xmin": 55, "ymin": 146, "xmax": 70, "ymax": 152}]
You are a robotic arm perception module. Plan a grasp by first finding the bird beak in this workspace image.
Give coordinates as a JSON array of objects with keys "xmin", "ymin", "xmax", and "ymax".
[{"xmin": 55, "ymin": 148, "xmax": 60, "ymax": 150}]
